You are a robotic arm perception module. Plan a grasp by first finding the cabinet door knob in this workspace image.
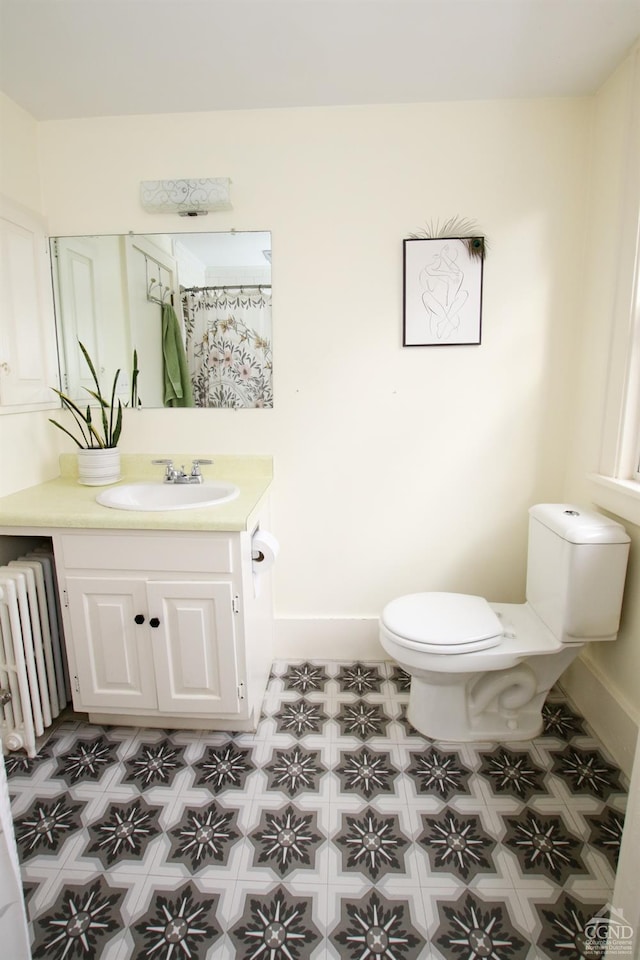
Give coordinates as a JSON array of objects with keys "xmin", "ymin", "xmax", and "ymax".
[
  {"xmin": 149, "ymin": 617, "xmax": 160, "ymax": 628},
  {"xmin": 134, "ymin": 614, "xmax": 145, "ymax": 625}
]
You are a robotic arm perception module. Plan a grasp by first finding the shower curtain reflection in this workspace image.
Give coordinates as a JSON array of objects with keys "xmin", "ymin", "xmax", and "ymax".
[{"xmin": 182, "ymin": 286, "xmax": 273, "ymax": 408}]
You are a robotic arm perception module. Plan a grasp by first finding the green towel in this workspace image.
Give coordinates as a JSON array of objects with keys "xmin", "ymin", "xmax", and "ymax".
[{"xmin": 162, "ymin": 303, "xmax": 194, "ymax": 407}]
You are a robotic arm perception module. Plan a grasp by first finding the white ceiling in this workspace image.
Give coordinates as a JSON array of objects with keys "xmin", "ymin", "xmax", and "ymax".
[{"xmin": 1, "ymin": 0, "xmax": 639, "ymax": 121}]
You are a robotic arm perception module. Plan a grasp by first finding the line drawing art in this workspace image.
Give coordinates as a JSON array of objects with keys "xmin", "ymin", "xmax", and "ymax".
[
  {"xmin": 420, "ymin": 243, "xmax": 469, "ymax": 341},
  {"xmin": 403, "ymin": 238, "xmax": 483, "ymax": 346}
]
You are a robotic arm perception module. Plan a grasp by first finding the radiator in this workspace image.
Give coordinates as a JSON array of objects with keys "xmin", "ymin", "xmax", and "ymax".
[{"xmin": 0, "ymin": 549, "xmax": 69, "ymax": 758}]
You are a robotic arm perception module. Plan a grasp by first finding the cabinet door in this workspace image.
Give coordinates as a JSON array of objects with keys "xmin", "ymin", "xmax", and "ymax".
[
  {"xmin": 66, "ymin": 577, "xmax": 157, "ymax": 710},
  {"xmin": 0, "ymin": 198, "xmax": 58, "ymax": 410},
  {"xmin": 147, "ymin": 580, "xmax": 240, "ymax": 715}
]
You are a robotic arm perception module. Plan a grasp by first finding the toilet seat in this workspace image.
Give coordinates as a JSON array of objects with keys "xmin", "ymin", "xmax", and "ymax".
[{"xmin": 381, "ymin": 592, "xmax": 504, "ymax": 654}]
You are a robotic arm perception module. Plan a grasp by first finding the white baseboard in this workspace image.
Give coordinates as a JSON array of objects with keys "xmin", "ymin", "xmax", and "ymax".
[
  {"xmin": 274, "ymin": 617, "xmax": 386, "ymax": 661},
  {"xmin": 561, "ymin": 654, "xmax": 639, "ymax": 778}
]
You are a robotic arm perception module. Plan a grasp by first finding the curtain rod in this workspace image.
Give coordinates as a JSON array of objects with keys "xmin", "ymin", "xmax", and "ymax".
[{"xmin": 181, "ymin": 284, "xmax": 272, "ymax": 293}]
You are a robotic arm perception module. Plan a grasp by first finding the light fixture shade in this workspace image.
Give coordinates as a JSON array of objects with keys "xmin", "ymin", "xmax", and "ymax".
[{"xmin": 140, "ymin": 178, "xmax": 232, "ymax": 216}]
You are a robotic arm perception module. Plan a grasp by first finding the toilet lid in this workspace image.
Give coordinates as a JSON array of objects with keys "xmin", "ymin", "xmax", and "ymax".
[{"xmin": 381, "ymin": 592, "xmax": 503, "ymax": 651}]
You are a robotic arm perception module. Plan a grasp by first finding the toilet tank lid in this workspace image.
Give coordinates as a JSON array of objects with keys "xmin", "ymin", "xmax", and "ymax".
[
  {"xmin": 529, "ymin": 504, "xmax": 630, "ymax": 544},
  {"xmin": 381, "ymin": 592, "xmax": 503, "ymax": 647}
]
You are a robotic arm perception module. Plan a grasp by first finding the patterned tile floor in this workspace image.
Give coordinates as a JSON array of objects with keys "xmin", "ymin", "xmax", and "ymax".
[{"xmin": 7, "ymin": 660, "xmax": 628, "ymax": 959}]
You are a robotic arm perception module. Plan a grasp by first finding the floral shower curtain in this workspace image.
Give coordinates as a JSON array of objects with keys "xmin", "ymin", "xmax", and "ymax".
[{"xmin": 182, "ymin": 287, "xmax": 273, "ymax": 408}]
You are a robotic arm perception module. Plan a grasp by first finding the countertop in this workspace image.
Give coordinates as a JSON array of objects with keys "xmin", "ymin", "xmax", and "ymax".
[{"xmin": 0, "ymin": 454, "xmax": 273, "ymax": 533}]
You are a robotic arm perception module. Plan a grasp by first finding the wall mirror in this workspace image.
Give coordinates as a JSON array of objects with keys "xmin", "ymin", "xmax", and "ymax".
[{"xmin": 50, "ymin": 230, "xmax": 272, "ymax": 409}]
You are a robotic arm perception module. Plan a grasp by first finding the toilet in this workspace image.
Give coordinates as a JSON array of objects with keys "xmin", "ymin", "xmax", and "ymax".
[{"xmin": 380, "ymin": 504, "xmax": 630, "ymax": 741}]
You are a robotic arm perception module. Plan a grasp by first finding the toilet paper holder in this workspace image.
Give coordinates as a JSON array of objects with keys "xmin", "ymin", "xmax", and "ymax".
[{"xmin": 252, "ymin": 549, "xmax": 265, "ymax": 563}]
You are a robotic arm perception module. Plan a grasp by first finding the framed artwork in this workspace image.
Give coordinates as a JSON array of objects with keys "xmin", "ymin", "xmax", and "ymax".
[{"xmin": 403, "ymin": 237, "xmax": 484, "ymax": 346}]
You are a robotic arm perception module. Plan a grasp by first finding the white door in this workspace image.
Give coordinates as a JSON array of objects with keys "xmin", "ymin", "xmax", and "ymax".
[
  {"xmin": 66, "ymin": 577, "xmax": 157, "ymax": 710},
  {"xmin": 147, "ymin": 580, "xmax": 240, "ymax": 715},
  {"xmin": 52, "ymin": 235, "xmax": 130, "ymax": 403},
  {"xmin": 52, "ymin": 236, "xmax": 104, "ymax": 401}
]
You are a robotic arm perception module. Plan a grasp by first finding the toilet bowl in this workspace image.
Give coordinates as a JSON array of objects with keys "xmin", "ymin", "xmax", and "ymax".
[{"xmin": 379, "ymin": 505, "xmax": 630, "ymax": 742}]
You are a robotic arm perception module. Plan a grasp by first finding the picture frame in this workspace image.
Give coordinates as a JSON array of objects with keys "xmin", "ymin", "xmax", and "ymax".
[{"xmin": 403, "ymin": 237, "xmax": 484, "ymax": 346}]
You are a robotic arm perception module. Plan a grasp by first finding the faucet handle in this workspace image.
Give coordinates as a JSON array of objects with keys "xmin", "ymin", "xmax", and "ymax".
[
  {"xmin": 190, "ymin": 458, "xmax": 212, "ymax": 478},
  {"xmin": 152, "ymin": 458, "xmax": 174, "ymax": 481}
]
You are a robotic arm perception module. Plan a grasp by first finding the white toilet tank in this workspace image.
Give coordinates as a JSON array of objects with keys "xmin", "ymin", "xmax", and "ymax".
[{"xmin": 526, "ymin": 504, "xmax": 630, "ymax": 643}]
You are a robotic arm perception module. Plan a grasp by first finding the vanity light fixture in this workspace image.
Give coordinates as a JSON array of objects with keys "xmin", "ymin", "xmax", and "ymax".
[{"xmin": 140, "ymin": 178, "xmax": 232, "ymax": 216}]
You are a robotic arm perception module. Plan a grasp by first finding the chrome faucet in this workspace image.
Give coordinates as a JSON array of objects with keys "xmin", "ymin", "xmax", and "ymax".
[{"xmin": 152, "ymin": 459, "xmax": 212, "ymax": 484}]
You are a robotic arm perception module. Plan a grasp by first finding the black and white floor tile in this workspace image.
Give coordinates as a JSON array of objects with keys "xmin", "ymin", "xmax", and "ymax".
[{"xmin": 7, "ymin": 660, "xmax": 628, "ymax": 959}]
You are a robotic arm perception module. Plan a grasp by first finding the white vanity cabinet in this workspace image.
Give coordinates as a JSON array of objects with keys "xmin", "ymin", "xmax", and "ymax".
[{"xmin": 52, "ymin": 525, "xmax": 273, "ymax": 731}]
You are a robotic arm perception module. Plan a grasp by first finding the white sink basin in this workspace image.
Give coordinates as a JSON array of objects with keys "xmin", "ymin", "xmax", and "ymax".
[{"xmin": 96, "ymin": 481, "xmax": 240, "ymax": 511}]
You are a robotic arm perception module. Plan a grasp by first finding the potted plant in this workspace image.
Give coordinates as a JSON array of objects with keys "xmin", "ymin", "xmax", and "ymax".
[{"xmin": 49, "ymin": 341, "xmax": 124, "ymax": 485}]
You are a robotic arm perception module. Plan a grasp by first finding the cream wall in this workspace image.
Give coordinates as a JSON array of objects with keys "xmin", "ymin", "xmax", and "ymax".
[
  {"xmin": 563, "ymin": 49, "xmax": 640, "ymax": 772},
  {"xmin": 36, "ymin": 99, "xmax": 590, "ymax": 633},
  {"xmin": 0, "ymin": 92, "xmax": 41, "ymax": 210}
]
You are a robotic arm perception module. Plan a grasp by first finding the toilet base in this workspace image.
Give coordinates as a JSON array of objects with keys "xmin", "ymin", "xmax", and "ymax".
[
  {"xmin": 407, "ymin": 671, "xmax": 548, "ymax": 743},
  {"xmin": 407, "ymin": 671, "xmax": 546, "ymax": 741}
]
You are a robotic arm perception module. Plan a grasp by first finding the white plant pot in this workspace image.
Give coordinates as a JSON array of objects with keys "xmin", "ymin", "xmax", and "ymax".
[{"xmin": 77, "ymin": 448, "xmax": 121, "ymax": 486}]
